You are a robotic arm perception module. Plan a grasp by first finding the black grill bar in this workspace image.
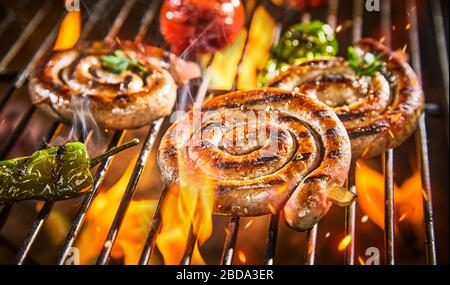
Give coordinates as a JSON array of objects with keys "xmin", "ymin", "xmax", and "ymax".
[
  {"xmin": 305, "ymin": 224, "xmax": 318, "ymax": 265},
  {"xmin": 0, "ymin": 17, "xmax": 59, "ymax": 112},
  {"xmin": 16, "ymin": 129, "xmax": 87, "ymax": 265},
  {"xmin": 304, "ymin": 0, "xmax": 339, "ymax": 265},
  {"xmin": 383, "ymin": 150, "xmax": 395, "ymax": 264},
  {"xmin": 0, "ymin": 0, "xmax": 444, "ymax": 265},
  {"xmin": 344, "ymin": 0, "xmax": 363, "ymax": 266},
  {"xmin": 165, "ymin": 3, "xmax": 260, "ymax": 265},
  {"xmin": 12, "ymin": 0, "xmax": 112, "ymax": 264},
  {"xmin": 430, "ymin": 0, "xmax": 449, "ymax": 143},
  {"xmin": 0, "ymin": 105, "xmax": 36, "ymax": 158},
  {"xmin": 138, "ymin": 187, "xmax": 167, "ymax": 265},
  {"xmin": 96, "ymin": 118, "xmax": 163, "ymax": 265},
  {"xmin": 220, "ymin": 216, "xmax": 240, "ymax": 265},
  {"xmin": 0, "ymin": 0, "xmax": 51, "ymax": 72},
  {"xmin": 55, "ymin": 0, "xmax": 140, "ymax": 265},
  {"xmin": 105, "ymin": 0, "xmax": 137, "ymax": 42},
  {"xmin": 407, "ymin": 0, "xmax": 438, "ymax": 265},
  {"xmin": 263, "ymin": 214, "xmax": 279, "ymax": 265},
  {"xmin": 181, "ymin": 227, "xmax": 197, "ymax": 265},
  {"xmin": 0, "ymin": 121, "xmax": 60, "ymax": 232},
  {"xmin": 55, "ymin": 131, "xmax": 126, "ymax": 265},
  {"xmin": 134, "ymin": 0, "xmax": 162, "ymax": 43},
  {"xmin": 380, "ymin": 0, "xmax": 395, "ymax": 265}
]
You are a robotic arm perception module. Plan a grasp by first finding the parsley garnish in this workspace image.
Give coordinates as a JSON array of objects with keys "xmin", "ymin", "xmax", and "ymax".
[
  {"xmin": 100, "ymin": 50, "xmax": 148, "ymax": 75},
  {"xmin": 346, "ymin": 46, "xmax": 385, "ymax": 77}
]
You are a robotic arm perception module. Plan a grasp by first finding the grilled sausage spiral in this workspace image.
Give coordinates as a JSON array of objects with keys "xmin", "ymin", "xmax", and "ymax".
[
  {"xmin": 29, "ymin": 41, "xmax": 180, "ymax": 130},
  {"xmin": 270, "ymin": 38, "xmax": 425, "ymax": 159},
  {"xmin": 158, "ymin": 88, "xmax": 351, "ymax": 231}
]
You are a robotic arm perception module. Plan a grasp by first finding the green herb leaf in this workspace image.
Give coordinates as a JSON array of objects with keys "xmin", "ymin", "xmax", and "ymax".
[
  {"xmin": 346, "ymin": 46, "xmax": 385, "ymax": 77},
  {"xmin": 100, "ymin": 49, "xmax": 148, "ymax": 75}
]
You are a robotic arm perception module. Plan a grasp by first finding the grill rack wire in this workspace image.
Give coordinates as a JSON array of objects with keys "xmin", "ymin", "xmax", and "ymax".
[{"xmin": 0, "ymin": 0, "xmax": 447, "ymax": 265}]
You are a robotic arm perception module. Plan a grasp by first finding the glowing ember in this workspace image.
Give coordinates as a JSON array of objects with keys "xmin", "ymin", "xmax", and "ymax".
[
  {"xmin": 338, "ymin": 235, "xmax": 352, "ymax": 251},
  {"xmin": 402, "ymin": 44, "xmax": 408, "ymax": 54},
  {"xmin": 325, "ymin": 232, "xmax": 331, "ymax": 239},
  {"xmin": 398, "ymin": 212, "xmax": 408, "ymax": 222},
  {"xmin": 405, "ymin": 23, "xmax": 411, "ymax": 30},
  {"xmin": 268, "ymin": 204, "xmax": 277, "ymax": 215},
  {"xmin": 244, "ymin": 220, "xmax": 254, "ymax": 229},
  {"xmin": 391, "ymin": 112, "xmax": 403, "ymax": 123},
  {"xmin": 361, "ymin": 215, "xmax": 369, "ymax": 223},
  {"xmin": 362, "ymin": 146, "xmax": 370, "ymax": 158},
  {"xmin": 388, "ymin": 130, "xmax": 395, "ymax": 140},
  {"xmin": 54, "ymin": 11, "xmax": 80, "ymax": 51},
  {"xmin": 238, "ymin": 250, "xmax": 247, "ymax": 263},
  {"xmin": 357, "ymin": 255, "xmax": 366, "ymax": 265}
]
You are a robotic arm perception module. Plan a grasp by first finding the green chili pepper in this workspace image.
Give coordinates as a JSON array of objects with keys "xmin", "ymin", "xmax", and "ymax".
[
  {"xmin": 259, "ymin": 20, "xmax": 338, "ymax": 85},
  {"xmin": 0, "ymin": 139, "xmax": 139, "ymax": 204}
]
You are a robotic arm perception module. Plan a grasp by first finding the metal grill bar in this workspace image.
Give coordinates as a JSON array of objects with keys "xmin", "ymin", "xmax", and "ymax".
[
  {"xmin": 430, "ymin": 0, "xmax": 449, "ymax": 142},
  {"xmin": 0, "ymin": 0, "xmax": 444, "ymax": 266},
  {"xmin": 181, "ymin": 227, "xmax": 197, "ymax": 265},
  {"xmin": 12, "ymin": 0, "xmax": 112, "ymax": 264},
  {"xmin": 93, "ymin": 1, "xmax": 166, "ymax": 265},
  {"xmin": 406, "ymin": 0, "xmax": 438, "ymax": 265},
  {"xmin": 0, "ymin": 0, "xmax": 51, "ymax": 72},
  {"xmin": 383, "ymin": 150, "xmax": 395, "ymax": 264},
  {"xmin": 138, "ymin": 187, "xmax": 167, "ymax": 265},
  {"xmin": 168, "ymin": 4, "xmax": 260, "ymax": 265},
  {"xmin": 0, "ymin": 121, "xmax": 60, "ymax": 232},
  {"xmin": 343, "ymin": 0, "xmax": 363, "ymax": 266},
  {"xmin": 0, "ymin": 17, "xmax": 59, "ymax": 112},
  {"xmin": 55, "ymin": 0, "xmax": 141, "ymax": 265},
  {"xmin": 134, "ymin": 0, "xmax": 162, "ymax": 43},
  {"xmin": 263, "ymin": 214, "xmax": 279, "ymax": 265},
  {"xmin": 380, "ymin": 0, "xmax": 395, "ymax": 265},
  {"xmin": 0, "ymin": 106, "xmax": 36, "ymax": 158},
  {"xmin": 16, "ymin": 130, "xmax": 87, "ymax": 265},
  {"xmin": 305, "ymin": 224, "xmax": 318, "ymax": 265},
  {"xmin": 56, "ymin": 132, "xmax": 125, "ymax": 265},
  {"xmin": 220, "ymin": 216, "xmax": 240, "ymax": 265},
  {"xmin": 304, "ymin": 0, "xmax": 339, "ymax": 265},
  {"xmin": 96, "ymin": 118, "xmax": 163, "ymax": 265}
]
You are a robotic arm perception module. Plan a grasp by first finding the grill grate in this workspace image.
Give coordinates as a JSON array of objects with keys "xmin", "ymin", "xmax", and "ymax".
[{"xmin": 0, "ymin": 0, "xmax": 446, "ymax": 265}]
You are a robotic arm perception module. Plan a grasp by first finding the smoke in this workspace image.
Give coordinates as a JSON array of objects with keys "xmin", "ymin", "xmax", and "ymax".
[{"xmin": 50, "ymin": 96, "xmax": 103, "ymax": 146}]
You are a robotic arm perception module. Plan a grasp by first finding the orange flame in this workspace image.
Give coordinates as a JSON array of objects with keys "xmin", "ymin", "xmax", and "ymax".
[
  {"xmin": 76, "ymin": 156, "xmax": 158, "ymax": 265},
  {"xmin": 237, "ymin": 6, "xmax": 276, "ymax": 89},
  {"xmin": 155, "ymin": 151, "xmax": 214, "ymax": 265},
  {"xmin": 54, "ymin": 11, "xmax": 81, "ymax": 51},
  {"xmin": 356, "ymin": 161, "xmax": 424, "ymax": 230}
]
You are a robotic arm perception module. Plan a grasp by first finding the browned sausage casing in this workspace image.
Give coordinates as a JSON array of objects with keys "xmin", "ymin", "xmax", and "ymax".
[
  {"xmin": 29, "ymin": 41, "xmax": 178, "ymax": 130},
  {"xmin": 158, "ymin": 88, "xmax": 351, "ymax": 231},
  {"xmin": 270, "ymin": 38, "xmax": 425, "ymax": 159}
]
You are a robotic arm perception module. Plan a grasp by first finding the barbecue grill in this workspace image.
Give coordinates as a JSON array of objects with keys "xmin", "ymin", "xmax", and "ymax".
[{"xmin": 0, "ymin": 0, "xmax": 448, "ymax": 265}]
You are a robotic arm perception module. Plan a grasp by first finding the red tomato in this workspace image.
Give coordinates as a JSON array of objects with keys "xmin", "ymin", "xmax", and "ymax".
[
  {"xmin": 160, "ymin": 0, "xmax": 245, "ymax": 55},
  {"xmin": 283, "ymin": 0, "xmax": 325, "ymax": 9}
]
